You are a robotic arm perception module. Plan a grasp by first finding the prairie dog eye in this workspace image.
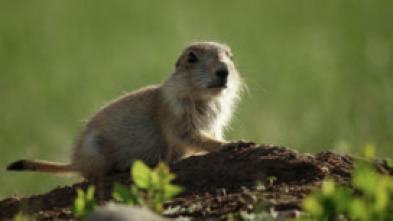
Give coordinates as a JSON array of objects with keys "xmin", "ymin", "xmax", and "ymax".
[{"xmin": 187, "ymin": 52, "xmax": 198, "ymax": 63}]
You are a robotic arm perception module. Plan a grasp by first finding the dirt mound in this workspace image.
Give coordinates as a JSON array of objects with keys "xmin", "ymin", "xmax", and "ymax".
[{"xmin": 0, "ymin": 145, "xmax": 391, "ymax": 220}]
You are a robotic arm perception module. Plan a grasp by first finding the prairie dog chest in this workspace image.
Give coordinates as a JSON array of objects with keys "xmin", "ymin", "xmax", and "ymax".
[{"xmin": 181, "ymin": 99, "xmax": 224, "ymax": 138}]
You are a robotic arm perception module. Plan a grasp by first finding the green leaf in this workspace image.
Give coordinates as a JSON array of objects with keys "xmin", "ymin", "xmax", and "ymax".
[
  {"xmin": 72, "ymin": 187, "xmax": 96, "ymax": 218},
  {"xmin": 86, "ymin": 186, "xmax": 95, "ymax": 201},
  {"xmin": 362, "ymin": 143, "xmax": 375, "ymax": 160},
  {"xmin": 155, "ymin": 162, "xmax": 175, "ymax": 183},
  {"xmin": 349, "ymin": 198, "xmax": 368, "ymax": 220},
  {"xmin": 73, "ymin": 197, "xmax": 85, "ymax": 217},
  {"xmin": 374, "ymin": 177, "xmax": 388, "ymax": 212},
  {"xmin": 303, "ymin": 196, "xmax": 323, "ymax": 216},
  {"xmin": 352, "ymin": 166, "xmax": 377, "ymax": 195},
  {"xmin": 130, "ymin": 185, "xmax": 144, "ymax": 206},
  {"xmin": 113, "ymin": 182, "xmax": 144, "ymax": 206},
  {"xmin": 72, "ymin": 189, "xmax": 86, "ymax": 217},
  {"xmin": 152, "ymin": 194, "xmax": 164, "ymax": 213},
  {"xmin": 132, "ymin": 160, "xmax": 152, "ymax": 189},
  {"xmin": 321, "ymin": 179, "xmax": 335, "ymax": 196},
  {"xmin": 333, "ymin": 188, "xmax": 354, "ymax": 214},
  {"xmin": 387, "ymin": 159, "xmax": 393, "ymax": 169},
  {"xmin": 163, "ymin": 184, "xmax": 183, "ymax": 200},
  {"xmin": 113, "ymin": 182, "xmax": 131, "ymax": 204},
  {"xmin": 267, "ymin": 176, "xmax": 276, "ymax": 181},
  {"xmin": 149, "ymin": 170, "xmax": 159, "ymax": 190}
]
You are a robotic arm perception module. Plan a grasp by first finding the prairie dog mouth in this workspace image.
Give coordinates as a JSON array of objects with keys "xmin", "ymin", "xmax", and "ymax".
[{"xmin": 207, "ymin": 80, "xmax": 228, "ymax": 89}]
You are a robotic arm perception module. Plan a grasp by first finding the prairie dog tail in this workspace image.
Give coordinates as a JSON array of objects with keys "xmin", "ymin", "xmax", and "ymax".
[{"xmin": 6, "ymin": 159, "xmax": 74, "ymax": 174}]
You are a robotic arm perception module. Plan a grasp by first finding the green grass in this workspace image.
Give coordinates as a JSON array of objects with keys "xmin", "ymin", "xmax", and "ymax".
[{"xmin": 1, "ymin": 0, "xmax": 392, "ymax": 198}]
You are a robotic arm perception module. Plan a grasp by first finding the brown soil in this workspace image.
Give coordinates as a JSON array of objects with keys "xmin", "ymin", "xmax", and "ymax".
[{"xmin": 1, "ymin": 144, "xmax": 391, "ymax": 220}]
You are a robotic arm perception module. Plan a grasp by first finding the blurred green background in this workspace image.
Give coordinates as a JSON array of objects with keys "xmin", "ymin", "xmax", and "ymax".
[{"xmin": 1, "ymin": 0, "xmax": 392, "ymax": 199}]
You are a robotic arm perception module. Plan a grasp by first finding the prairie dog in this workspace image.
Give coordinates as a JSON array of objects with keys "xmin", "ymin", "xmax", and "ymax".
[{"xmin": 7, "ymin": 42, "xmax": 244, "ymax": 182}]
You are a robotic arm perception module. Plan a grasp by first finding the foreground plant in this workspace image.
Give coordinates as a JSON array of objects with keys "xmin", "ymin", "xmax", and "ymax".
[
  {"xmin": 72, "ymin": 160, "xmax": 182, "ymax": 218},
  {"xmin": 72, "ymin": 185, "xmax": 96, "ymax": 218},
  {"xmin": 299, "ymin": 144, "xmax": 393, "ymax": 221},
  {"xmin": 113, "ymin": 160, "xmax": 183, "ymax": 213}
]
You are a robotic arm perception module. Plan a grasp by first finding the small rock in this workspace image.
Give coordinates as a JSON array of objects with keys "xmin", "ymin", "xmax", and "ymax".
[{"xmin": 86, "ymin": 204, "xmax": 169, "ymax": 221}]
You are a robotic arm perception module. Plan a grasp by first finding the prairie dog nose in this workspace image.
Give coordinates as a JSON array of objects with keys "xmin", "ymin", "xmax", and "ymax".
[{"xmin": 216, "ymin": 67, "xmax": 229, "ymax": 80}]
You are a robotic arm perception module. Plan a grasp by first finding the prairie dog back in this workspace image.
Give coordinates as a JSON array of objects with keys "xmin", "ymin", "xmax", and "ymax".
[{"xmin": 7, "ymin": 42, "xmax": 244, "ymax": 182}]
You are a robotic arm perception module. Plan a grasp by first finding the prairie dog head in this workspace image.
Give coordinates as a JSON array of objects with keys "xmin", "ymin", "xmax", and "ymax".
[{"xmin": 165, "ymin": 42, "xmax": 242, "ymax": 100}]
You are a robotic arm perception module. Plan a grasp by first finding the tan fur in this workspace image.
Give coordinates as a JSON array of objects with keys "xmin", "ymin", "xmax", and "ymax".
[{"xmin": 7, "ymin": 42, "xmax": 243, "ymax": 182}]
